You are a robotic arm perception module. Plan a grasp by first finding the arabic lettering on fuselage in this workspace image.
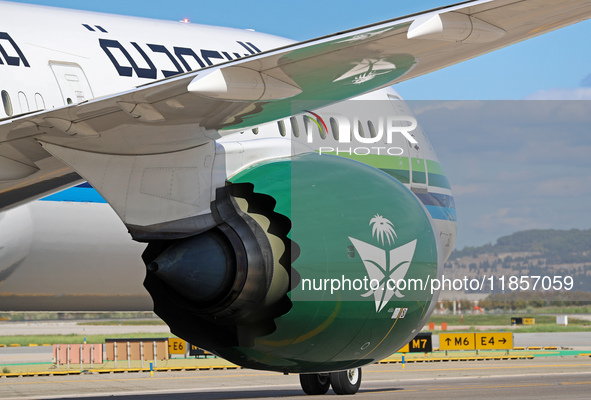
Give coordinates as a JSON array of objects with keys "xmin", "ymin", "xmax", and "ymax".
[
  {"xmin": 99, "ymin": 38, "xmax": 262, "ymax": 80},
  {"xmin": 0, "ymin": 32, "xmax": 30, "ymax": 68},
  {"xmin": 0, "ymin": 30, "xmax": 261, "ymax": 81}
]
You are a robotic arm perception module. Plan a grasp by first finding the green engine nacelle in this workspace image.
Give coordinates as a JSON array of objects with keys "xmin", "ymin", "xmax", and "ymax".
[{"xmin": 144, "ymin": 153, "xmax": 443, "ymax": 373}]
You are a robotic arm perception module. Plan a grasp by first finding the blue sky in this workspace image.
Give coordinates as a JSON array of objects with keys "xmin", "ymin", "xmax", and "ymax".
[
  {"xmin": 9, "ymin": 0, "xmax": 591, "ymax": 248},
  {"xmin": 12, "ymin": 0, "xmax": 591, "ymax": 100}
]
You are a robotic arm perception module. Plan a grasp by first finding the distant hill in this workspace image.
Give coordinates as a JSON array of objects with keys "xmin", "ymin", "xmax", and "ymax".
[
  {"xmin": 451, "ymin": 228, "xmax": 591, "ymax": 263},
  {"xmin": 445, "ymin": 228, "xmax": 591, "ymax": 294}
]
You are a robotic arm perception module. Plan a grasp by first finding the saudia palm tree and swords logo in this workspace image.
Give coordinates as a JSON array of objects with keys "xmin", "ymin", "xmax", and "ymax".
[{"xmin": 349, "ymin": 214, "xmax": 417, "ymax": 313}]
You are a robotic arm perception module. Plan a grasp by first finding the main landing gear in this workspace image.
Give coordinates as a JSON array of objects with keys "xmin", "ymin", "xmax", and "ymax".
[{"xmin": 299, "ymin": 368, "xmax": 362, "ymax": 395}]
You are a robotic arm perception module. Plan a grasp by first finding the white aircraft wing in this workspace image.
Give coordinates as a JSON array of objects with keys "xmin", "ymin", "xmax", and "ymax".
[{"xmin": 1, "ymin": 0, "xmax": 590, "ymax": 229}]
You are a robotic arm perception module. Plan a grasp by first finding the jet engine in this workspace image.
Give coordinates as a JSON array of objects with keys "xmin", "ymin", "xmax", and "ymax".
[{"xmin": 143, "ymin": 153, "xmax": 443, "ymax": 373}]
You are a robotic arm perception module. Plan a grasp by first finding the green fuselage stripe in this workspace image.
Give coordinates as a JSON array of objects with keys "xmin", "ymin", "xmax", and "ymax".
[
  {"xmin": 380, "ymin": 169, "xmax": 409, "ymax": 183},
  {"xmin": 412, "ymin": 171, "xmax": 426, "ymax": 184},
  {"xmin": 427, "ymin": 173, "xmax": 451, "ymax": 189},
  {"xmin": 411, "ymin": 158, "xmax": 426, "ymax": 172},
  {"xmin": 323, "ymin": 153, "xmax": 410, "ymax": 170},
  {"xmin": 319, "ymin": 152, "xmax": 450, "ymax": 189},
  {"xmin": 426, "ymin": 159, "xmax": 445, "ymax": 175}
]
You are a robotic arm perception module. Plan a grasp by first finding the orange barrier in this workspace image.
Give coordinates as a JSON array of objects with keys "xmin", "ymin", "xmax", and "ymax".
[
  {"xmin": 105, "ymin": 339, "xmax": 169, "ymax": 367},
  {"xmin": 53, "ymin": 344, "xmax": 103, "ymax": 366}
]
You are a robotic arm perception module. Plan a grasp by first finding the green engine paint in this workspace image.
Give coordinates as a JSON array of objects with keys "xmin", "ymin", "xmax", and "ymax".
[{"xmin": 220, "ymin": 153, "xmax": 442, "ymax": 373}]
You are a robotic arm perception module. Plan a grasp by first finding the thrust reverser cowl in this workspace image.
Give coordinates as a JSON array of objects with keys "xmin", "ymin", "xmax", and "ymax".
[
  {"xmin": 144, "ymin": 153, "xmax": 443, "ymax": 373},
  {"xmin": 142, "ymin": 182, "xmax": 296, "ymax": 350}
]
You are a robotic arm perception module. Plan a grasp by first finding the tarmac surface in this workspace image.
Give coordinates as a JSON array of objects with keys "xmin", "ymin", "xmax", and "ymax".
[
  {"xmin": 1, "ymin": 357, "xmax": 591, "ymax": 399},
  {"xmin": 0, "ymin": 321, "xmax": 171, "ymax": 336},
  {"xmin": 1, "ymin": 323, "xmax": 590, "ymax": 399}
]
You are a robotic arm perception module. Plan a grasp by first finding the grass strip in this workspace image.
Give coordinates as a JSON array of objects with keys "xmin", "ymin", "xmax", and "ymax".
[
  {"xmin": 0, "ymin": 333, "xmax": 176, "ymax": 346},
  {"xmin": 427, "ymin": 314, "xmax": 589, "ymax": 326},
  {"xmin": 78, "ymin": 320, "xmax": 166, "ymax": 326}
]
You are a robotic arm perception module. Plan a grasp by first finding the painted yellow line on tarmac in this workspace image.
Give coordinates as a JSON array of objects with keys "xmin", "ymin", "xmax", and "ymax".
[
  {"xmin": 0, "ymin": 371, "xmax": 277, "ymax": 386},
  {"xmin": 380, "ymin": 356, "xmax": 533, "ymax": 363},
  {"xmin": 429, "ymin": 381, "xmax": 591, "ymax": 391},
  {"xmin": 2, "ymin": 362, "xmax": 590, "ymax": 389},
  {"xmin": 366, "ymin": 380, "xmax": 591, "ymax": 394},
  {"xmin": 426, "ymin": 383, "xmax": 555, "ymax": 391},
  {"xmin": 368, "ymin": 363, "xmax": 591, "ymax": 374}
]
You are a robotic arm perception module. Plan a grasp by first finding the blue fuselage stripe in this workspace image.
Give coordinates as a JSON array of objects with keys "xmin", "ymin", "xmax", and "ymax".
[
  {"xmin": 42, "ymin": 185, "xmax": 457, "ymax": 222},
  {"xmin": 40, "ymin": 186, "xmax": 107, "ymax": 203},
  {"xmin": 424, "ymin": 204, "xmax": 456, "ymax": 222},
  {"xmin": 414, "ymin": 192, "xmax": 456, "ymax": 222}
]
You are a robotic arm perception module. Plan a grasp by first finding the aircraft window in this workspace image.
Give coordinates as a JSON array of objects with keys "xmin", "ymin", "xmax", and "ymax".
[
  {"xmin": 18, "ymin": 91, "xmax": 30, "ymax": 113},
  {"xmin": 252, "ymin": 127, "xmax": 259, "ymax": 135},
  {"xmin": 1, "ymin": 90, "xmax": 13, "ymax": 116},
  {"xmin": 304, "ymin": 116, "xmax": 311, "ymax": 139},
  {"xmin": 34, "ymin": 93, "xmax": 46, "ymax": 111},
  {"xmin": 290, "ymin": 117, "xmax": 300, "ymax": 138},
  {"xmin": 67, "ymin": 98, "xmax": 73, "ymax": 105},
  {"xmin": 304, "ymin": 115, "xmax": 326, "ymax": 140},
  {"xmin": 357, "ymin": 120, "xmax": 365, "ymax": 138},
  {"xmin": 368, "ymin": 120, "xmax": 377, "ymax": 138},
  {"xmin": 330, "ymin": 117, "xmax": 339, "ymax": 140},
  {"xmin": 277, "ymin": 120, "xmax": 286, "ymax": 137},
  {"xmin": 316, "ymin": 119, "xmax": 326, "ymax": 140}
]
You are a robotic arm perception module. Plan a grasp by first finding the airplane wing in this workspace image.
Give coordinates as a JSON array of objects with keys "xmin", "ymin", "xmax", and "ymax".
[{"xmin": 1, "ymin": 0, "xmax": 590, "ymax": 230}]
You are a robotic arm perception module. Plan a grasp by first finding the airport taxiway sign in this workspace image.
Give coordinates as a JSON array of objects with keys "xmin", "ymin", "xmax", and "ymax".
[
  {"xmin": 475, "ymin": 332, "xmax": 513, "ymax": 350},
  {"xmin": 168, "ymin": 338, "xmax": 186, "ymax": 355},
  {"xmin": 398, "ymin": 332, "xmax": 433, "ymax": 353},
  {"xmin": 439, "ymin": 333, "xmax": 475, "ymax": 350}
]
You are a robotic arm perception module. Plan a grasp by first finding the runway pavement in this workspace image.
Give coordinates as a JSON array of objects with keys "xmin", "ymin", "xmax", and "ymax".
[
  {"xmin": 0, "ymin": 346, "xmax": 53, "ymax": 365},
  {"xmin": 1, "ymin": 356, "xmax": 590, "ymax": 399}
]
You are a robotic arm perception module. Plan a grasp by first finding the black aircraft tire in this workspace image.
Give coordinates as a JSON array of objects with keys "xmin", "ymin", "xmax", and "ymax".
[
  {"xmin": 299, "ymin": 373, "xmax": 331, "ymax": 395},
  {"xmin": 330, "ymin": 368, "xmax": 362, "ymax": 395}
]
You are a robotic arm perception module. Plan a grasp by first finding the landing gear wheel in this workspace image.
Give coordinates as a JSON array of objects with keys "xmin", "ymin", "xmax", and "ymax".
[
  {"xmin": 330, "ymin": 368, "xmax": 362, "ymax": 395},
  {"xmin": 299, "ymin": 373, "xmax": 331, "ymax": 395}
]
